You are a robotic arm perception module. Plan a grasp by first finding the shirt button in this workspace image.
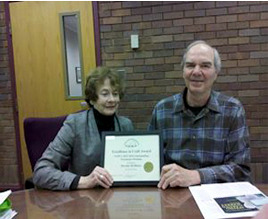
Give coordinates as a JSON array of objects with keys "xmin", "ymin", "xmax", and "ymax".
[{"xmin": 192, "ymin": 135, "xmax": 196, "ymax": 139}]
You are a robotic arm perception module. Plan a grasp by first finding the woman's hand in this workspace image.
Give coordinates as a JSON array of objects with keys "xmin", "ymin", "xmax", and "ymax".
[{"xmin": 77, "ymin": 166, "xmax": 113, "ymax": 189}]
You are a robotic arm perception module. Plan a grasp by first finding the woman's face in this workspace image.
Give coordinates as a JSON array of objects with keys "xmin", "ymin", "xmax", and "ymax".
[{"xmin": 92, "ymin": 78, "xmax": 120, "ymax": 116}]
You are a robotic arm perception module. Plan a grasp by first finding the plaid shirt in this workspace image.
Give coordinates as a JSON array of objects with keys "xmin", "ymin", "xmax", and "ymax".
[{"xmin": 148, "ymin": 89, "xmax": 251, "ymax": 184}]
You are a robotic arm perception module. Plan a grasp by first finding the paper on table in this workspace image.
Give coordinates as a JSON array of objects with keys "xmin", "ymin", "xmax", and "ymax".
[
  {"xmin": 0, "ymin": 209, "xmax": 17, "ymax": 219},
  {"xmin": 0, "ymin": 190, "xmax": 11, "ymax": 205},
  {"xmin": 0, "ymin": 190, "xmax": 17, "ymax": 219},
  {"xmin": 201, "ymin": 182, "xmax": 261, "ymax": 198},
  {"xmin": 189, "ymin": 182, "xmax": 267, "ymax": 219}
]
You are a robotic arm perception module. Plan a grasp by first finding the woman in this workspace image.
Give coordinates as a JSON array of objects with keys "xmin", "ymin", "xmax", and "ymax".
[{"xmin": 33, "ymin": 67, "xmax": 134, "ymax": 190}]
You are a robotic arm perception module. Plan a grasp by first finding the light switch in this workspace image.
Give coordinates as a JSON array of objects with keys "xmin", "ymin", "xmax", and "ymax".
[{"xmin": 131, "ymin": 34, "xmax": 139, "ymax": 49}]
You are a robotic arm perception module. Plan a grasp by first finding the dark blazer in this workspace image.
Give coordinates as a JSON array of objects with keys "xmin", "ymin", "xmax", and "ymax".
[{"xmin": 33, "ymin": 110, "xmax": 134, "ymax": 190}]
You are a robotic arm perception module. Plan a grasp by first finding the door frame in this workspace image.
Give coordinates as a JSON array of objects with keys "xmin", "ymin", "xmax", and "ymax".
[{"xmin": 4, "ymin": 1, "xmax": 101, "ymax": 189}]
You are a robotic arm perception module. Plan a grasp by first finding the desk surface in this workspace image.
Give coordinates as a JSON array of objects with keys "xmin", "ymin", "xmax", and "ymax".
[{"xmin": 9, "ymin": 184, "xmax": 268, "ymax": 219}]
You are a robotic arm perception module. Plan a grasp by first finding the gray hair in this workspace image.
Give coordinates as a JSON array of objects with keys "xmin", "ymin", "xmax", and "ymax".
[{"xmin": 181, "ymin": 40, "xmax": 222, "ymax": 73}]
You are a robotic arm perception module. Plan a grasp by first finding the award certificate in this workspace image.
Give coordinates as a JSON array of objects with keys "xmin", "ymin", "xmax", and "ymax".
[{"xmin": 101, "ymin": 131, "xmax": 163, "ymax": 186}]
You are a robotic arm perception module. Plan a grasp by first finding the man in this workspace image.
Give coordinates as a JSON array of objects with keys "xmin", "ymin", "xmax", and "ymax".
[{"xmin": 148, "ymin": 40, "xmax": 251, "ymax": 189}]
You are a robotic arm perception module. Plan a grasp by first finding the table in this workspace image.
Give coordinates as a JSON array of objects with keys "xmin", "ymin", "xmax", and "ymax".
[{"xmin": 9, "ymin": 184, "xmax": 268, "ymax": 219}]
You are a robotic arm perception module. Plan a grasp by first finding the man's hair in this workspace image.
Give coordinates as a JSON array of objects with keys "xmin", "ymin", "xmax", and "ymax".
[
  {"xmin": 181, "ymin": 40, "xmax": 222, "ymax": 73},
  {"xmin": 85, "ymin": 66, "xmax": 125, "ymax": 107}
]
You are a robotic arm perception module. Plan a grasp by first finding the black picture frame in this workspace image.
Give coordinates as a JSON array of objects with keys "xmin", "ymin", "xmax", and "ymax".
[{"xmin": 101, "ymin": 131, "xmax": 163, "ymax": 186}]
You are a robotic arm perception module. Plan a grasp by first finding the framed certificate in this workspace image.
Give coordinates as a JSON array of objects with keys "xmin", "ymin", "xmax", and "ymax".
[{"xmin": 101, "ymin": 131, "xmax": 163, "ymax": 186}]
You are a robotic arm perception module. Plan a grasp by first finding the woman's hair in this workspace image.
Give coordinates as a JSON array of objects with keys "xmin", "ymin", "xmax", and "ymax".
[
  {"xmin": 181, "ymin": 40, "xmax": 222, "ymax": 73},
  {"xmin": 85, "ymin": 67, "xmax": 125, "ymax": 106}
]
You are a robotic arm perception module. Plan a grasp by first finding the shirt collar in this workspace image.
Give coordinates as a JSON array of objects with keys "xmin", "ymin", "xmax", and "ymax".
[
  {"xmin": 174, "ymin": 88, "xmax": 187, "ymax": 113},
  {"xmin": 174, "ymin": 88, "xmax": 221, "ymax": 114},
  {"xmin": 207, "ymin": 90, "xmax": 221, "ymax": 113}
]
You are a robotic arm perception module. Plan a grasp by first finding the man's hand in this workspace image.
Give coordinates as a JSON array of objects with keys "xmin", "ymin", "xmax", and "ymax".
[
  {"xmin": 158, "ymin": 163, "xmax": 201, "ymax": 190},
  {"xmin": 78, "ymin": 166, "xmax": 113, "ymax": 189}
]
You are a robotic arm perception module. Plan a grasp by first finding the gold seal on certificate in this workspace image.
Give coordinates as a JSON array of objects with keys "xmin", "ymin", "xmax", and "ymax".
[
  {"xmin": 101, "ymin": 131, "xmax": 163, "ymax": 186},
  {"xmin": 144, "ymin": 162, "xmax": 154, "ymax": 173}
]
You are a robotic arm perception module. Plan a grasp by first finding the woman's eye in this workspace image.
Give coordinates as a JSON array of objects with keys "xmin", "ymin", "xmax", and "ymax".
[{"xmin": 101, "ymin": 93, "xmax": 108, "ymax": 97}]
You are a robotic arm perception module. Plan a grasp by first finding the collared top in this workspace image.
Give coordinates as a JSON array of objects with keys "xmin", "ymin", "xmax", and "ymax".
[
  {"xmin": 148, "ymin": 89, "xmax": 251, "ymax": 184},
  {"xmin": 33, "ymin": 109, "xmax": 134, "ymax": 190}
]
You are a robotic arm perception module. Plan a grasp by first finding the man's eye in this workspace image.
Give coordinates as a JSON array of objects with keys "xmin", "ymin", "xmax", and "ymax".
[
  {"xmin": 202, "ymin": 64, "xmax": 211, "ymax": 68},
  {"xmin": 186, "ymin": 64, "xmax": 195, "ymax": 68},
  {"xmin": 113, "ymin": 92, "xmax": 119, "ymax": 96}
]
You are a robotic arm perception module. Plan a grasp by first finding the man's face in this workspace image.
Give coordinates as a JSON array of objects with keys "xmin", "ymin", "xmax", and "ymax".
[{"xmin": 183, "ymin": 44, "xmax": 217, "ymax": 97}]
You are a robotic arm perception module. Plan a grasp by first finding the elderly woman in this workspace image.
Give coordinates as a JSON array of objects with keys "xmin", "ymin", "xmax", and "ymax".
[{"xmin": 33, "ymin": 67, "xmax": 134, "ymax": 190}]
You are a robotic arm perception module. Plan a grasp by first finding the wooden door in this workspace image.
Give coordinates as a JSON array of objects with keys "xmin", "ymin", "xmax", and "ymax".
[{"xmin": 9, "ymin": 2, "xmax": 96, "ymax": 180}]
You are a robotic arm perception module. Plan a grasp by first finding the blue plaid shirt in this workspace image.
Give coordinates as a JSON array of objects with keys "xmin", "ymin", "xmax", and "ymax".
[{"xmin": 148, "ymin": 89, "xmax": 251, "ymax": 184}]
